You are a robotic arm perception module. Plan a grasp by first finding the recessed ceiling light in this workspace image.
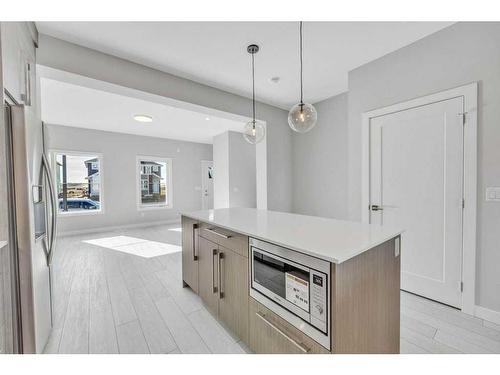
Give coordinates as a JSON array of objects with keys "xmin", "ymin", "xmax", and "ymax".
[
  {"xmin": 205, "ymin": 117, "xmax": 210, "ymax": 121},
  {"xmin": 133, "ymin": 114, "xmax": 153, "ymax": 123},
  {"xmin": 270, "ymin": 76, "xmax": 280, "ymax": 83}
]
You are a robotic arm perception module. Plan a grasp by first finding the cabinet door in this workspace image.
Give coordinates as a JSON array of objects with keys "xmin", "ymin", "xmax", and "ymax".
[
  {"xmin": 218, "ymin": 246, "xmax": 249, "ymax": 344},
  {"xmin": 248, "ymin": 299, "xmax": 330, "ymax": 354},
  {"xmin": 198, "ymin": 236, "xmax": 219, "ymax": 316},
  {"xmin": 181, "ymin": 216, "xmax": 199, "ymax": 293},
  {"xmin": 1, "ymin": 23, "xmax": 36, "ymax": 105}
]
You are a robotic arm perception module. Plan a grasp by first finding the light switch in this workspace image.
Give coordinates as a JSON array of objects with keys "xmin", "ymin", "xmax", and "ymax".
[{"xmin": 486, "ymin": 187, "xmax": 500, "ymax": 201}]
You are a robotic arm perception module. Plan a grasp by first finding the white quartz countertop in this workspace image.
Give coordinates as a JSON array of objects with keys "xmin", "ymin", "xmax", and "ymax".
[{"xmin": 182, "ymin": 208, "xmax": 403, "ymax": 264}]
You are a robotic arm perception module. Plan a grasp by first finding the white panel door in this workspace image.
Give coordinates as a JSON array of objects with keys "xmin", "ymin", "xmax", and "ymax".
[
  {"xmin": 201, "ymin": 160, "xmax": 214, "ymax": 210},
  {"xmin": 369, "ymin": 97, "xmax": 464, "ymax": 308}
]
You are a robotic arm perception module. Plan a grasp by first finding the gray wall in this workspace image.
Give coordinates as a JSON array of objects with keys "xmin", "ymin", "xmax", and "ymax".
[
  {"xmin": 37, "ymin": 34, "xmax": 292, "ymax": 213},
  {"xmin": 213, "ymin": 131, "xmax": 256, "ymax": 209},
  {"xmin": 46, "ymin": 124, "xmax": 213, "ymax": 234},
  {"xmin": 347, "ymin": 22, "xmax": 500, "ymax": 313},
  {"xmin": 291, "ymin": 93, "xmax": 348, "ymax": 219}
]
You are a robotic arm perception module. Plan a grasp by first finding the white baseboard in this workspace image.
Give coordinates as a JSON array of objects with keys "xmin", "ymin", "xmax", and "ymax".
[
  {"xmin": 57, "ymin": 219, "xmax": 181, "ymax": 237},
  {"xmin": 475, "ymin": 305, "xmax": 500, "ymax": 325}
]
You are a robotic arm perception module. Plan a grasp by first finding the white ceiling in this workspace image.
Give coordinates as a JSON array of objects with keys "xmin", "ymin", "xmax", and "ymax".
[
  {"xmin": 36, "ymin": 22, "xmax": 453, "ymax": 109},
  {"xmin": 40, "ymin": 77, "xmax": 246, "ymax": 144}
]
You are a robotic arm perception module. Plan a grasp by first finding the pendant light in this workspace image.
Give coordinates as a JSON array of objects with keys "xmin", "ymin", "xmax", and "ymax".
[
  {"xmin": 243, "ymin": 44, "xmax": 265, "ymax": 144},
  {"xmin": 288, "ymin": 21, "xmax": 317, "ymax": 133}
]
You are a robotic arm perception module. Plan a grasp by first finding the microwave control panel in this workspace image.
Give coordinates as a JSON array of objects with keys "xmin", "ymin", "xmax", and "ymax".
[{"xmin": 309, "ymin": 270, "xmax": 328, "ymax": 333}]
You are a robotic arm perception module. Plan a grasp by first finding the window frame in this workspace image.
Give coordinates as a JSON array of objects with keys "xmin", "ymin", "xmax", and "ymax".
[
  {"xmin": 136, "ymin": 155, "xmax": 173, "ymax": 210},
  {"xmin": 50, "ymin": 149, "xmax": 104, "ymax": 217}
]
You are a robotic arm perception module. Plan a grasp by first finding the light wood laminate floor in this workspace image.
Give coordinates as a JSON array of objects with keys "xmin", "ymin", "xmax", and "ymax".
[{"xmin": 44, "ymin": 224, "xmax": 500, "ymax": 354}]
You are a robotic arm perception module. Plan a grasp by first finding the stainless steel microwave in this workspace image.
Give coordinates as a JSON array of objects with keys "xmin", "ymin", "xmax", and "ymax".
[{"xmin": 249, "ymin": 237, "xmax": 331, "ymax": 350}]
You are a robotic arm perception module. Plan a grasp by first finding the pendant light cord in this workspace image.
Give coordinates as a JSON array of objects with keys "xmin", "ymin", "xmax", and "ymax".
[
  {"xmin": 299, "ymin": 21, "xmax": 304, "ymax": 105},
  {"xmin": 252, "ymin": 52, "xmax": 256, "ymax": 127}
]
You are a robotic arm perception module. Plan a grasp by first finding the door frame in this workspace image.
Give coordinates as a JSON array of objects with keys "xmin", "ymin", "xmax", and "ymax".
[{"xmin": 360, "ymin": 82, "xmax": 477, "ymax": 315}]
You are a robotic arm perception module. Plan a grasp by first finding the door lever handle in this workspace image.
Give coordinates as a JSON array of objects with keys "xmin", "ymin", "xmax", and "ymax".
[{"xmin": 370, "ymin": 204, "xmax": 384, "ymax": 211}]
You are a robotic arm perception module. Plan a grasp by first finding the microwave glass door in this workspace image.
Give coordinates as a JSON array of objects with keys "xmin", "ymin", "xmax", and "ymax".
[{"xmin": 252, "ymin": 248, "xmax": 310, "ymax": 313}]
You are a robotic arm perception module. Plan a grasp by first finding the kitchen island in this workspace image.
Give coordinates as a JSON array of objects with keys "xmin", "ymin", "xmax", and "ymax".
[{"xmin": 181, "ymin": 208, "xmax": 402, "ymax": 354}]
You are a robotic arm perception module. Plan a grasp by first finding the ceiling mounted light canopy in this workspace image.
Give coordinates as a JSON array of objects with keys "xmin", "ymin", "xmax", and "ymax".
[
  {"xmin": 243, "ymin": 44, "xmax": 265, "ymax": 144},
  {"xmin": 133, "ymin": 114, "xmax": 153, "ymax": 123},
  {"xmin": 288, "ymin": 22, "xmax": 317, "ymax": 133}
]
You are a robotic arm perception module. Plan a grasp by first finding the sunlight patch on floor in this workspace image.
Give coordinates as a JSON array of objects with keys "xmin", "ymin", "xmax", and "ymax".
[
  {"xmin": 167, "ymin": 227, "xmax": 182, "ymax": 232},
  {"xmin": 83, "ymin": 235, "xmax": 181, "ymax": 258}
]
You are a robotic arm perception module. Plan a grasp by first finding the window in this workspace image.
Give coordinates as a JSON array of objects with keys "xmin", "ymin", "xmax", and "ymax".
[
  {"xmin": 137, "ymin": 156, "xmax": 172, "ymax": 208},
  {"xmin": 54, "ymin": 152, "xmax": 102, "ymax": 214}
]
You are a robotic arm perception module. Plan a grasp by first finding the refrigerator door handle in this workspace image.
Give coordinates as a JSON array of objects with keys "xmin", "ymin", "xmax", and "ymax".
[{"xmin": 42, "ymin": 153, "xmax": 57, "ymax": 266}]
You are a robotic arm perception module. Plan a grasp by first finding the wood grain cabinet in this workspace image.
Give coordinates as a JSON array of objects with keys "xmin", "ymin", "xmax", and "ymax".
[
  {"xmin": 197, "ymin": 236, "xmax": 219, "ymax": 316},
  {"xmin": 217, "ymin": 245, "xmax": 249, "ymax": 344},
  {"xmin": 182, "ymin": 215, "xmax": 400, "ymax": 354},
  {"xmin": 184, "ymin": 221, "xmax": 250, "ymax": 344},
  {"xmin": 181, "ymin": 216, "xmax": 199, "ymax": 294},
  {"xmin": 249, "ymin": 298, "xmax": 329, "ymax": 354}
]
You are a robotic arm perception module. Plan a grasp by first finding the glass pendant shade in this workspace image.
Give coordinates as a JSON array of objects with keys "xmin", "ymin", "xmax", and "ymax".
[
  {"xmin": 288, "ymin": 102, "xmax": 318, "ymax": 133},
  {"xmin": 243, "ymin": 121, "xmax": 265, "ymax": 144}
]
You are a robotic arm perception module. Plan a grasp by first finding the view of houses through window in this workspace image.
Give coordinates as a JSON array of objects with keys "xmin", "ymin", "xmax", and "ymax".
[
  {"xmin": 138, "ymin": 157, "xmax": 170, "ymax": 207},
  {"xmin": 53, "ymin": 153, "xmax": 171, "ymax": 213},
  {"xmin": 55, "ymin": 153, "xmax": 101, "ymax": 213}
]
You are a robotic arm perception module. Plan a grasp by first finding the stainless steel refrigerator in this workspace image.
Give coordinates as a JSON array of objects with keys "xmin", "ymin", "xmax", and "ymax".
[{"xmin": 2, "ymin": 102, "xmax": 57, "ymax": 353}]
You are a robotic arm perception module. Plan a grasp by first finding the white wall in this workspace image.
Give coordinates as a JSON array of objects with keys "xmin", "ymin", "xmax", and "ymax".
[
  {"xmin": 347, "ymin": 22, "xmax": 500, "ymax": 316},
  {"xmin": 291, "ymin": 93, "xmax": 348, "ymax": 219},
  {"xmin": 37, "ymin": 34, "xmax": 292, "ymax": 213},
  {"xmin": 228, "ymin": 131, "xmax": 256, "ymax": 208},
  {"xmin": 46, "ymin": 124, "xmax": 212, "ymax": 234},
  {"xmin": 213, "ymin": 131, "xmax": 256, "ymax": 208}
]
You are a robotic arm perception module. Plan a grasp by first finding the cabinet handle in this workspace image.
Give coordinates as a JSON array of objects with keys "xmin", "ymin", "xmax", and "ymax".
[
  {"xmin": 204, "ymin": 227, "xmax": 232, "ymax": 239},
  {"xmin": 192, "ymin": 224, "xmax": 198, "ymax": 261},
  {"xmin": 255, "ymin": 311, "xmax": 310, "ymax": 353},
  {"xmin": 218, "ymin": 251, "xmax": 224, "ymax": 299},
  {"xmin": 212, "ymin": 248, "xmax": 218, "ymax": 294}
]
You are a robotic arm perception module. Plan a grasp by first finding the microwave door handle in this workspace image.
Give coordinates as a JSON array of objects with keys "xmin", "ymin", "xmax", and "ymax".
[{"xmin": 42, "ymin": 153, "xmax": 58, "ymax": 266}]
